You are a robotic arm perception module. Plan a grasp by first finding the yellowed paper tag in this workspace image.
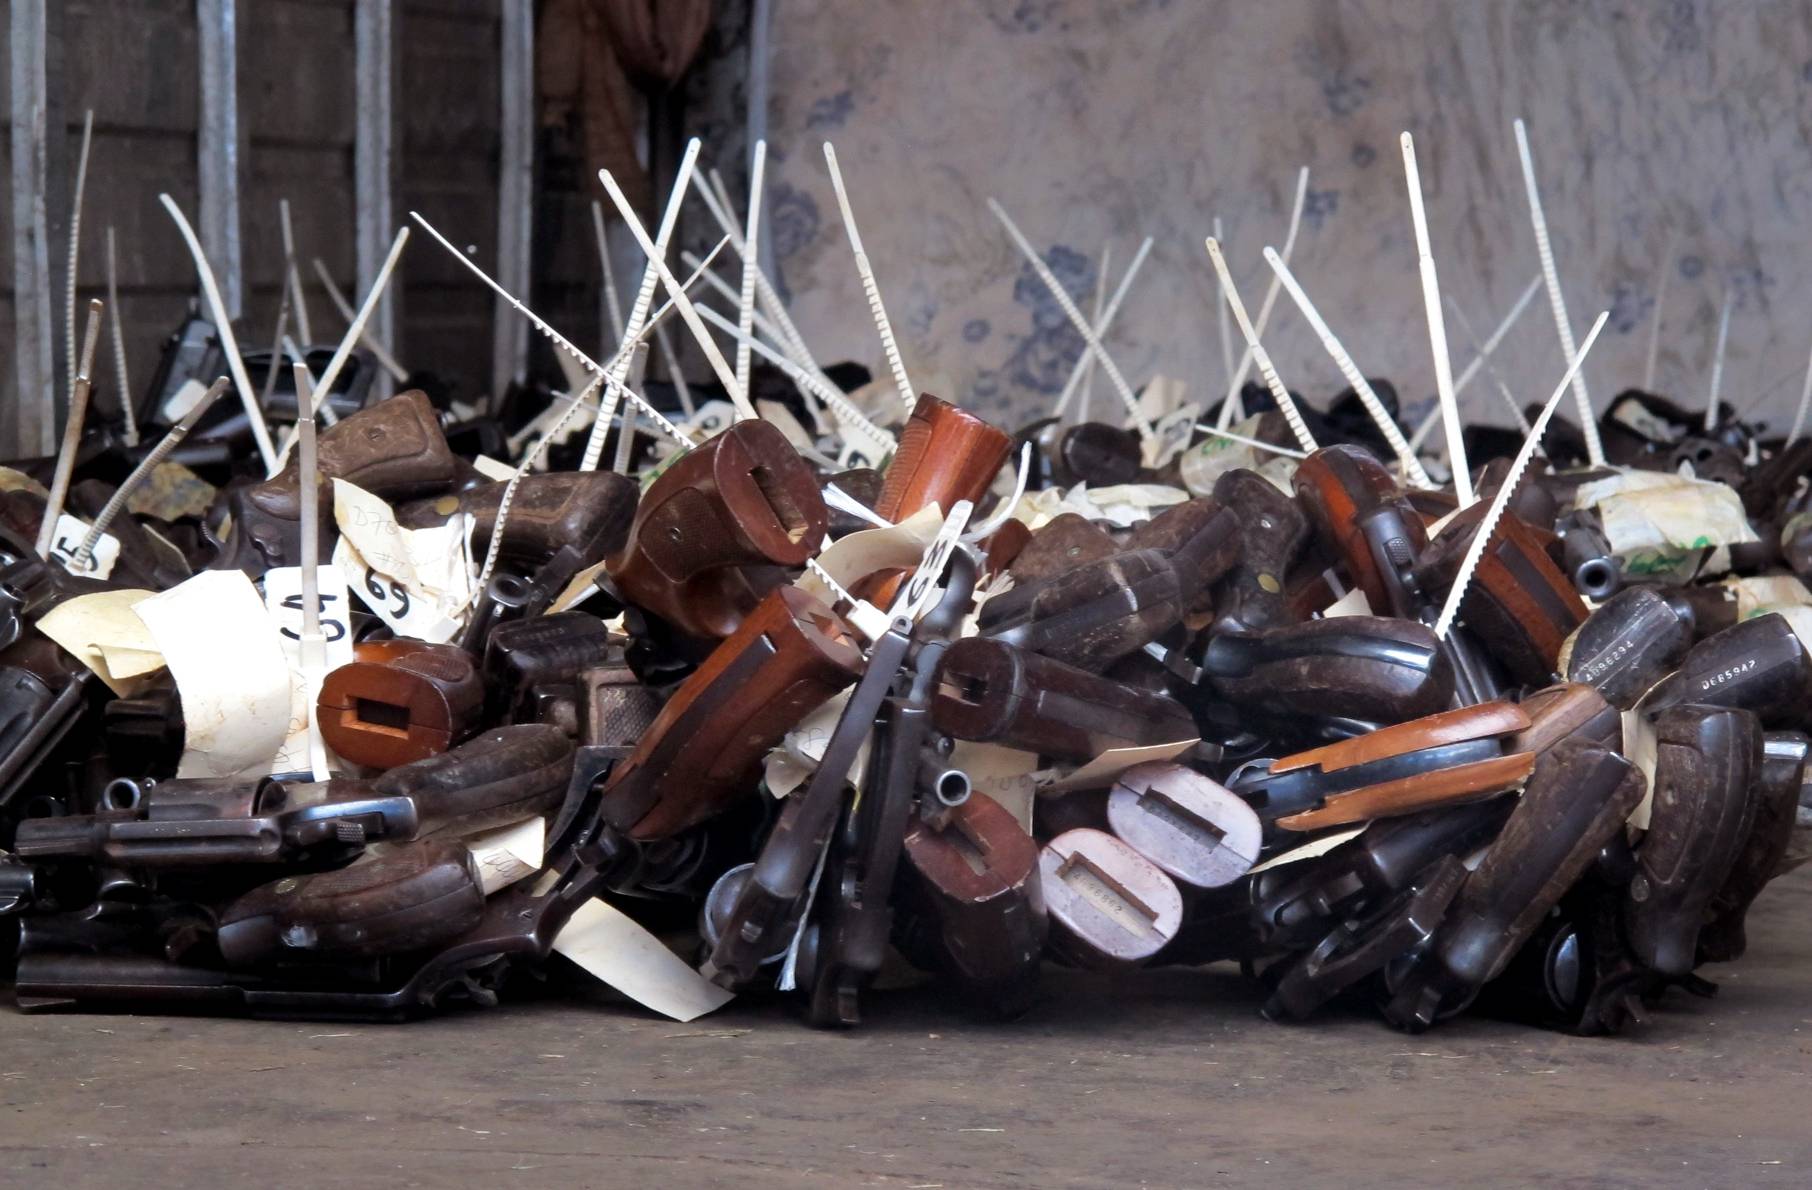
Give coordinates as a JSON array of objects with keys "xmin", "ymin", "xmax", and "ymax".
[
  {"xmin": 133, "ymin": 570, "xmax": 294, "ymax": 779},
  {"xmin": 1247, "ymin": 827, "xmax": 1367, "ymax": 874},
  {"xmin": 949, "ymin": 740, "xmax": 1040, "ymax": 831},
  {"xmin": 1041, "ymin": 739, "xmax": 1200, "ymax": 794},
  {"xmin": 553, "ymin": 898, "xmax": 735, "ymax": 1022},
  {"xmin": 35, "ymin": 588, "xmax": 165, "ymax": 696},
  {"xmin": 467, "ymin": 817, "xmax": 546, "ymax": 894},
  {"xmin": 550, "ymin": 558, "xmax": 611, "ymax": 615}
]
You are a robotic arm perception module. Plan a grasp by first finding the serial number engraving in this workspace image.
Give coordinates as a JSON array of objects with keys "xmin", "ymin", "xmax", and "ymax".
[{"xmin": 1699, "ymin": 658, "xmax": 1757, "ymax": 691}]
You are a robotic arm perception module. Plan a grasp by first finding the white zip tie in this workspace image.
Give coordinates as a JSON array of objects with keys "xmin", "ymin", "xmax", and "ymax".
[
  {"xmin": 824, "ymin": 142, "xmax": 916, "ymax": 412},
  {"xmin": 991, "ymin": 198, "xmax": 1157, "ymax": 446},
  {"xmin": 104, "ymin": 226, "xmax": 137, "ymax": 446},
  {"xmin": 1400, "ymin": 133, "xmax": 1469, "ymax": 506},
  {"xmin": 310, "ymin": 258, "xmax": 409, "ymax": 383},
  {"xmin": 280, "ymin": 198, "xmax": 313, "ymax": 344},
  {"xmin": 65, "ymin": 110, "xmax": 94, "ymax": 401},
  {"xmin": 1189, "ymin": 424, "xmax": 1310, "ymax": 459},
  {"xmin": 961, "ymin": 443, "xmax": 1033, "ymax": 544},
  {"xmin": 1076, "ymin": 242, "xmax": 1110, "ymax": 426},
  {"xmin": 1443, "ymin": 296, "xmax": 1534, "ymax": 437},
  {"xmin": 272, "ymin": 227, "xmax": 410, "ymax": 472},
  {"xmin": 1052, "ymin": 237, "xmax": 1153, "ymax": 424},
  {"xmin": 410, "ymin": 211, "xmax": 695, "ymax": 450},
  {"xmin": 598, "ymin": 165, "xmax": 753, "ymax": 420},
  {"xmin": 1264, "ymin": 245, "xmax": 1431, "ymax": 487},
  {"xmin": 583, "ymin": 140, "xmax": 703, "ymax": 471},
  {"xmin": 1213, "ymin": 215, "xmax": 1235, "ymax": 391},
  {"xmin": 1434, "ymin": 310, "xmax": 1609, "ymax": 640},
  {"xmin": 589, "ymin": 198, "xmax": 626, "ymax": 352},
  {"xmin": 39, "ymin": 301, "xmax": 103, "ymax": 561},
  {"xmin": 736, "ymin": 141, "xmax": 768, "ymax": 399},
  {"xmin": 692, "ymin": 302, "xmax": 896, "ymax": 458},
  {"xmin": 159, "ymin": 193, "xmax": 278, "ymax": 471},
  {"xmin": 1221, "ymin": 166, "xmax": 1310, "ymax": 428},
  {"xmin": 76, "ymin": 377, "xmax": 230, "ymax": 567},
  {"xmin": 1643, "ymin": 228, "xmax": 1678, "ymax": 393},
  {"xmin": 1203, "ymin": 237, "xmax": 1316, "ymax": 454},
  {"xmin": 1408, "ymin": 275, "xmax": 1541, "ymax": 452},
  {"xmin": 1789, "ymin": 335, "xmax": 1812, "ymax": 447},
  {"xmin": 1514, "ymin": 117, "xmax": 1605, "ymax": 468},
  {"xmin": 1705, "ymin": 287, "xmax": 1733, "ymax": 434},
  {"xmin": 702, "ymin": 170, "xmax": 824, "ymax": 377}
]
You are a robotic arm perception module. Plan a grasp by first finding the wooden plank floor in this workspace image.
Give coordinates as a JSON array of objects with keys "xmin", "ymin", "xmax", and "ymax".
[{"xmin": 5, "ymin": 868, "xmax": 1812, "ymax": 1188}]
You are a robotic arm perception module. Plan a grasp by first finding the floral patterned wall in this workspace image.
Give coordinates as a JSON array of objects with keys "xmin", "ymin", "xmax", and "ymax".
[{"xmin": 693, "ymin": 0, "xmax": 1812, "ymax": 435}]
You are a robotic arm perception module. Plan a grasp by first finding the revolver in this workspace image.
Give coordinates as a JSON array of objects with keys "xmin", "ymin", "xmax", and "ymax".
[
  {"xmin": 208, "ymin": 390, "xmax": 465, "ymax": 576},
  {"xmin": 931, "ymin": 636, "xmax": 1198, "ymax": 760},
  {"xmin": 1231, "ymin": 701, "xmax": 1534, "ymax": 833},
  {"xmin": 316, "ymin": 639, "xmax": 486, "ymax": 769},
  {"xmin": 606, "ymin": 418, "xmax": 828, "ymax": 641},
  {"xmin": 1642, "ymin": 613, "xmax": 1812, "ymax": 730}
]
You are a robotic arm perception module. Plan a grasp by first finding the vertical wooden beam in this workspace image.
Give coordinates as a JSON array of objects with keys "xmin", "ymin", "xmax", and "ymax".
[
  {"xmin": 355, "ymin": 0, "xmax": 397, "ymax": 399},
  {"xmin": 492, "ymin": 0, "xmax": 533, "ymax": 401},
  {"xmin": 9, "ymin": 0, "xmax": 54, "ymax": 455},
  {"xmin": 196, "ymin": 0, "xmax": 242, "ymax": 319}
]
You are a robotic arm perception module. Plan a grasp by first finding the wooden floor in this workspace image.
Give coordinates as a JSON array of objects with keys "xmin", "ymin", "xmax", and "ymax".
[{"xmin": 5, "ymin": 869, "xmax": 1812, "ymax": 1188}]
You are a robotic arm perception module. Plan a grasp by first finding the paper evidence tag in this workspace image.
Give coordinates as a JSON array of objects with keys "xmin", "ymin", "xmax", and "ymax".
[
  {"xmin": 133, "ymin": 570, "xmax": 293, "ymax": 779},
  {"xmin": 46, "ymin": 513, "xmax": 119, "ymax": 580},
  {"xmin": 553, "ymin": 898, "xmax": 735, "ymax": 1022}
]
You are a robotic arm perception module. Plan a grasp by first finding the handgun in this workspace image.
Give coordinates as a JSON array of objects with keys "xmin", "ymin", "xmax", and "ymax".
[
  {"xmin": 1292, "ymin": 445, "xmax": 1427, "ymax": 619},
  {"xmin": 896, "ymin": 789, "xmax": 1046, "ymax": 1018},
  {"xmin": 1381, "ymin": 739, "xmax": 1646, "ymax": 1031},
  {"xmin": 1039, "ymin": 827, "xmax": 1184, "ymax": 969},
  {"xmin": 1625, "ymin": 704, "xmax": 1761, "ymax": 976},
  {"xmin": 1007, "ymin": 513, "xmax": 1119, "ymax": 584},
  {"xmin": 1052, "ymin": 422, "xmax": 1143, "ymax": 488},
  {"xmin": 207, "ymin": 390, "xmax": 463, "ymax": 576},
  {"xmin": 1642, "ymin": 613, "xmax": 1812, "ymax": 730},
  {"xmin": 978, "ymin": 548, "xmax": 1191, "ymax": 674},
  {"xmin": 1209, "ymin": 468, "xmax": 1310, "ymax": 635},
  {"xmin": 1562, "ymin": 586, "xmax": 1696, "ymax": 709},
  {"xmin": 14, "ymin": 724, "xmax": 573, "ymax": 867},
  {"xmin": 1413, "ymin": 503, "xmax": 1587, "ymax": 689},
  {"xmin": 479, "ymin": 611, "xmax": 616, "ymax": 727},
  {"xmin": 858, "ymin": 394, "xmax": 1011, "ymax": 605},
  {"xmin": 1556, "ymin": 509, "xmax": 1622, "ymax": 601},
  {"xmin": 1201, "ymin": 616, "xmax": 1456, "ymax": 740},
  {"xmin": 1247, "ymin": 798, "xmax": 1514, "ymax": 953},
  {"xmin": 215, "ymin": 838, "xmax": 487, "ymax": 965},
  {"xmin": 1697, "ymin": 731, "xmax": 1807, "ymax": 964},
  {"xmin": 1231, "ymin": 701, "xmax": 1534, "ymax": 832},
  {"xmin": 316, "ymin": 639, "xmax": 486, "ymax": 769},
  {"xmin": 601, "ymin": 584, "xmax": 864, "ymax": 841},
  {"xmin": 931, "ymin": 636, "xmax": 1198, "ymax": 760},
  {"xmin": 1123, "ymin": 497, "xmax": 1243, "ymax": 617},
  {"xmin": 606, "ymin": 419, "xmax": 828, "ymax": 640}
]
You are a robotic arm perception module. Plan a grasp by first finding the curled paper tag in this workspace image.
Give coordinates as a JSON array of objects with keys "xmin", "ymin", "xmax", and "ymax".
[
  {"xmin": 133, "ymin": 570, "xmax": 293, "ymax": 779},
  {"xmin": 553, "ymin": 898, "xmax": 735, "ymax": 1022},
  {"xmin": 1040, "ymin": 739, "xmax": 1200, "ymax": 794},
  {"xmin": 796, "ymin": 504, "xmax": 944, "ymax": 606},
  {"xmin": 335, "ymin": 536, "xmax": 462, "ymax": 644},
  {"xmin": 35, "ymin": 588, "xmax": 165, "ymax": 696},
  {"xmin": 467, "ymin": 817, "xmax": 546, "ymax": 894}
]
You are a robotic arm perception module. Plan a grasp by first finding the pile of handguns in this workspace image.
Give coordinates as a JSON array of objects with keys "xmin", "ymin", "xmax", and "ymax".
[{"xmin": 2, "ymin": 299, "xmax": 1808, "ymax": 1040}]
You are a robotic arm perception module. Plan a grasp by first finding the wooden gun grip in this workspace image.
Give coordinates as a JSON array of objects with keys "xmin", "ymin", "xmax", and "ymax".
[
  {"xmin": 601, "ymin": 585, "xmax": 863, "ymax": 840},
  {"xmin": 608, "ymin": 420, "xmax": 828, "ymax": 640}
]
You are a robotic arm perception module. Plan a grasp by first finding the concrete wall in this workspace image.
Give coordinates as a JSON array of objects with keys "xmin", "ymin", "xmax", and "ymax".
[{"xmin": 739, "ymin": 0, "xmax": 1812, "ymax": 433}]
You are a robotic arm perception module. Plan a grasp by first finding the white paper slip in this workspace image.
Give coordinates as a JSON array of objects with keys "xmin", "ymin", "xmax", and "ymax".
[
  {"xmin": 472, "ymin": 454, "xmax": 517, "ymax": 482},
  {"xmin": 133, "ymin": 570, "xmax": 293, "ymax": 779},
  {"xmin": 45, "ymin": 513, "xmax": 119, "ymax": 580},
  {"xmin": 35, "ymin": 588, "xmax": 165, "ymax": 696},
  {"xmin": 948, "ymin": 740, "xmax": 1040, "ymax": 831},
  {"xmin": 553, "ymin": 898, "xmax": 735, "ymax": 1022},
  {"xmin": 467, "ymin": 817, "xmax": 546, "ymax": 895},
  {"xmin": 332, "ymin": 479, "xmax": 475, "ymax": 630},
  {"xmin": 1247, "ymin": 827, "xmax": 1367, "ymax": 875},
  {"xmin": 1041, "ymin": 739, "xmax": 1200, "ymax": 794},
  {"xmin": 796, "ymin": 504, "xmax": 944, "ymax": 606},
  {"xmin": 335, "ymin": 536, "xmax": 462, "ymax": 644},
  {"xmin": 262, "ymin": 565, "xmax": 356, "ymax": 776}
]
